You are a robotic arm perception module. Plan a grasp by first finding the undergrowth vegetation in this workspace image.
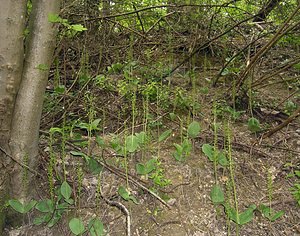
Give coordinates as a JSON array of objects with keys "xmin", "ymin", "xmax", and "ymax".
[{"xmin": 6, "ymin": 0, "xmax": 300, "ymax": 235}]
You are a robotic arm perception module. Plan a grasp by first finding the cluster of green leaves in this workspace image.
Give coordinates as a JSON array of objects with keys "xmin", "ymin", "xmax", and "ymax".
[
  {"xmin": 48, "ymin": 14, "xmax": 87, "ymax": 37},
  {"xmin": 173, "ymin": 121, "xmax": 201, "ymax": 161},
  {"xmin": 215, "ymin": 102, "xmax": 244, "ymax": 121},
  {"xmin": 202, "ymin": 144, "xmax": 228, "ymax": 166},
  {"xmin": 210, "ymin": 184, "xmax": 284, "ymax": 225},
  {"xmin": 118, "ymin": 186, "xmax": 139, "ymax": 204},
  {"xmin": 8, "ymin": 181, "xmax": 104, "ymax": 235}
]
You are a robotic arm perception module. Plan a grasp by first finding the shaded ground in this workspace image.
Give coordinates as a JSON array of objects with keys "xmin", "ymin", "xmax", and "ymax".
[{"xmin": 5, "ymin": 78, "xmax": 300, "ymax": 236}]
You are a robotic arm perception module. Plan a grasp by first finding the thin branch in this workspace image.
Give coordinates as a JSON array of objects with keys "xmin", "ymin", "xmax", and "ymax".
[
  {"xmin": 162, "ymin": 13, "xmax": 259, "ymax": 79},
  {"xmin": 252, "ymin": 56, "xmax": 300, "ymax": 88},
  {"xmin": 0, "ymin": 146, "xmax": 42, "ymax": 178},
  {"xmin": 235, "ymin": 4, "xmax": 300, "ymax": 92},
  {"xmin": 78, "ymin": 2, "xmax": 241, "ymax": 22},
  {"xmin": 262, "ymin": 106, "xmax": 300, "ymax": 139}
]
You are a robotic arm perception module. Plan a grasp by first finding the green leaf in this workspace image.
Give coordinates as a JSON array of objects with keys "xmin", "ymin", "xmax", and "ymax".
[
  {"xmin": 70, "ymin": 151, "xmax": 89, "ymax": 162},
  {"xmin": 48, "ymin": 13, "xmax": 61, "ymax": 23},
  {"xmin": 258, "ymin": 204, "xmax": 284, "ymax": 221},
  {"xmin": 270, "ymin": 210, "xmax": 284, "ymax": 221},
  {"xmin": 293, "ymin": 63, "xmax": 300, "ymax": 70},
  {"xmin": 169, "ymin": 113, "xmax": 177, "ymax": 121},
  {"xmin": 218, "ymin": 152, "xmax": 228, "ymax": 166},
  {"xmin": 96, "ymin": 136, "xmax": 105, "ymax": 148},
  {"xmin": 128, "ymin": 195, "xmax": 139, "ymax": 204},
  {"xmin": 173, "ymin": 143, "xmax": 183, "ymax": 153},
  {"xmin": 227, "ymin": 205, "xmax": 256, "ymax": 225},
  {"xmin": 136, "ymin": 158, "xmax": 156, "ymax": 175},
  {"xmin": 88, "ymin": 218, "xmax": 104, "ymax": 236},
  {"xmin": 136, "ymin": 163, "xmax": 146, "ymax": 175},
  {"xmin": 24, "ymin": 200, "xmax": 37, "ymax": 213},
  {"xmin": 173, "ymin": 151, "xmax": 184, "ymax": 161},
  {"xmin": 88, "ymin": 158, "xmax": 103, "ymax": 175},
  {"xmin": 33, "ymin": 214, "xmax": 51, "ymax": 225},
  {"xmin": 61, "ymin": 181, "xmax": 72, "ymax": 200},
  {"xmin": 182, "ymin": 138, "xmax": 192, "ymax": 153},
  {"xmin": 48, "ymin": 214, "xmax": 62, "ymax": 227},
  {"xmin": 90, "ymin": 118, "xmax": 101, "ymax": 131},
  {"xmin": 8, "ymin": 199, "xmax": 25, "ymax": 214},
  {"xmin": 57, "ymin": 202, "xmax": 70, "ymax": 210},
  {"xmin": 35, "ymin": 199, "xmax": 54, "ymax": 213},
  {"xmin": 173, "ymin": 143, "xmax": 184, "ymax": 161},
  {"xmin": 227, "ymin": 206, "xmax": 239, "ymax": 223},
  {"xmin": 247, "ymin": 117, "xmax": 261, "ymax": 133},
  {"xmin": 125, "ymin": 135, "xmax": 139, "ymax": 153},
  {"xmin": 64, "ymin": 198, "xmax": 74, "ymax": 205},
  {"xmin": 187, "ymin": 121, "xmax": 201, "ymax": 138},
  {"xmin": 71, "ymin": 24, "xmax": 87, "ymax": 32},
  {"xmin": 118, "ymin": 186, "xmax": 130, "ymax": 200},
  {"xmin": 69, "ymin": 218, "xmax": 85, "ymax": 235},
  {"xmin": 70, "ymin": 151, "xmax": 86, "ymax": 157},
  {"xmin": 158, "ymin": 129, "xmax": 172, "ymax": 142},
  {"xmin": 135, "ymin": 131, "xmax": 147, "ymax": 144},
  {"xmin": 239, "ymin": 205, "xmax": 256, "ymax": 225},
  {"xmin": 210, "ymin": 185, "xmax": 224, "ymax": 204},
  {"xmin": 145, "ymin": 158, "xmax": 156, "ymax": 173},
  {"xmin": 202, "ymin": 144, "xmax": 214, "ymax": 161},
  {"xmin": 118, "ymin": 186, "xmax": 139, "ymax": 204}
]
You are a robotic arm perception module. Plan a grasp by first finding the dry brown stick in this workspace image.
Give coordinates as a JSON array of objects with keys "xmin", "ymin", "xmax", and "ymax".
[
  {"xmin": 64, "ymin": 139, "xmax": 172, "ymax": 209},
  {"xmin": 252, "ymin": 56, "xmax": 300, "ymax": 88},
  {"xmin": 0, "ymin": 146, "xmax": 42, "ymax": 178},
  {"xmin": 199, "ymin": 131, "xmax": 272, "ymax": 158},
  {"xmin": 100, "ymin": 171, "xmax": 131, "ymax": 236},
  {"xmin": 262, "ymin": 106, "xmax": 300, "ymax": 139}
]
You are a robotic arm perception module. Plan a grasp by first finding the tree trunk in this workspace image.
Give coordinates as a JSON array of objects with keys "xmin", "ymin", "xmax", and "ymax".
[
  {"xmin": 0, "ymin": 0, "xmax": 28, "ymax": 231},
  {"xmin": 253, "ymin": 0, "xmax": 283, "ymax": 22},
  {"xmin": 9, "ymin": 0, "xmax": 60, "ymax": 201},
  {"xmin": 0, "ymin": 0, "xmax": 60, "ymax": 232}
]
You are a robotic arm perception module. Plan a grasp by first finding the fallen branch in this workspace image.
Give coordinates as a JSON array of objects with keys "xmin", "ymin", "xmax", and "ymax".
[{"xmin": 262, "ymin": 106, "xmax": 300, "ymax": 139}]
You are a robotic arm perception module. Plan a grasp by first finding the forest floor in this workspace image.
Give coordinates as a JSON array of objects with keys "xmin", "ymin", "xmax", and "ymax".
[{"xmin": 5, "ymin": 53, "xmax": 300, "ymax": 236}]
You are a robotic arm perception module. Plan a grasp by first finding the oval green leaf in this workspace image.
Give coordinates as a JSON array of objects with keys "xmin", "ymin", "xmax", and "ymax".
[
  {"xmin": 210, "ymin": 184, "xmax": 225, "ymax": 204},
  {"xmin": 88, "ymin": 218, "xmax": 104, "ymax": 236},
  {"xmin": 187, "ymin": 121, "xmax": 201, "ymax": 138},
  {"xmin": 61, "ymin": 181, "xmax": 72, "ymax": 200},
  {"xmin": 69, "ymin": 218, "xmax": 85, "ymax": 235}
]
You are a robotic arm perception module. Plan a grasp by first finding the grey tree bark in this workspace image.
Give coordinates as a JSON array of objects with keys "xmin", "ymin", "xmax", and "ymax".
[{"xmin": 0, "ymin": 0, "xmax": 60, "ymax": 232}]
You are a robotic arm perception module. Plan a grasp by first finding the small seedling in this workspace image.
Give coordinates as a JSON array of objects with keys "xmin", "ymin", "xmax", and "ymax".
[
  {"xmin": 173, "ymin": 138, "xmax": 192, "ymax": 161},
  {"xmin": 136, "ymin": 158, "xmax": 157, "ymax": 175},
  {"xmin": 247, "ymin": 117, "xmax": 261, "ymax": 133},
  {"xmin": 70, "ymin": 151, "xmax": 103, "ymax": 175},
  {"xmin": 118, "ymin": 186, "xmax": 139, "ymax": 204},
  {"xmin": 226, "ymin": 204, "xmax": 256, "ymax": 225},
  {"xmin": 258, "ymin": 204, "xmax": 285, "ymax": 221},
  {"xmin": 88, "ymin": 218, "xmax": 104, "ymax": 236},
  {"xmin": 8, "ymin": 199, "xmax": 37, "ymax": 214},
  {"xmin": 202, "ymin": 144, "xmax": 228, "ymax": 166}
]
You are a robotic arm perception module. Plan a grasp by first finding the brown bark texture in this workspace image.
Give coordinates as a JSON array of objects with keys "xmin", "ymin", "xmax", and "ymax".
[{"xmin": 0, "ymin": 0, "xmax": 60, "ymax": 232}]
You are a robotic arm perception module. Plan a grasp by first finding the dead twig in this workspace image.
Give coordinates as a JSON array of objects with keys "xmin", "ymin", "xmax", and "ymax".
[
  {"xmin": 0, "ymin": 146, "xmax": 42, "ymax": 178},
  {"xmin": 63, "ymin": 138, "xmax": 172, "ymax": 209},
  {"xmin": 261, "ymin": 106, "xmax": 300, "ymax": 139}
]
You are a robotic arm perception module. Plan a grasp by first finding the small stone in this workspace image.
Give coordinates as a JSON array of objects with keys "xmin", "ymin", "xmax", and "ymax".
[{"xmin": 167, "ymin": 198, "xmax": 177, "ymax": 206}]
